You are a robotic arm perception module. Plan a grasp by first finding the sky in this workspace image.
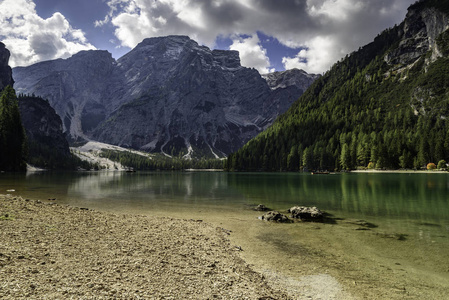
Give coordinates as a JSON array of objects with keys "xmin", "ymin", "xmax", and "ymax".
[{"xmin": 0, "ymin": 0, "xmax": 417, "ymax": 74}]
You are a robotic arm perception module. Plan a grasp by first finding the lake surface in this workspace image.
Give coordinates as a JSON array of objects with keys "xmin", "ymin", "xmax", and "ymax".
[{"xmin": 1, "ymin": 171, "xmax": 448, "ymax": 298}]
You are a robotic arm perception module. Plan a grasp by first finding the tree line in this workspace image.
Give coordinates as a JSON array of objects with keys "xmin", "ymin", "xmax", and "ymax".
[{"xmin": 100, "ymin": 149, "xmax": 224, "ymax": 170}]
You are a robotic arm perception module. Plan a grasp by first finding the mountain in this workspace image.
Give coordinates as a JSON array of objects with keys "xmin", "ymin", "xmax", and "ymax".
[
  {"xmin": 0, "ymin": 42, "xmax": 13, "ymax": 90},
  {"xmin": 0, "ymin": 44, "xmax": 26, "ymax": 171},
  {"xmin": 261, "ymin": 69, "xmax": 320, "ymax": 117},
  {"xmin": 13, "ymin": 36, "xmax": 317, "ymax": 158},
  {"xmin": 226, "ymin": 0, "xmax": 449, "ymax": 171},
  {"xmin": 18, "ymin": 95, "xmax": 78, "ymax": 169},
  {"xmin": 0, "ymin": 42, "xmax": 79, "ymax": 170}
]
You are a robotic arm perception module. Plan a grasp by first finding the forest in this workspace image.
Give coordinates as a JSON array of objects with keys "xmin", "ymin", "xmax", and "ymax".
[
  {"xmin": 0, "ymin": 86, "xmax": 27, "ymax": 171},
  {"xmin": 225, "ymin": 12, "xmax": 449, "ymax": 172},
  {"xmin": 99, "ymin": 149, "xmax": 224, "ymax": 170}
]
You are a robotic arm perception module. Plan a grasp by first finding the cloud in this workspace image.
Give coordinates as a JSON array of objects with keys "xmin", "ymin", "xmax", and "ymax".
[
  {"xmin": 230, "ymin": 34, "xmax": 274, "ymax": 74},
  {"xmin": 99, "ymin": 0, "xmax": 415, "ymax": 73},
  {"xmin": 0, "ymin": 0, "xmax": 95, "ymax": 67}
]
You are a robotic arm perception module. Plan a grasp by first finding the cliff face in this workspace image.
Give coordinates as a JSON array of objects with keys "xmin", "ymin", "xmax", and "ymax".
[
  {"xmin": 262, "ymin": 69, "xmax": 321, "ymax": 117},
  {"xmin": 13, "ymin": 50, "xmax": 116, "ymax": 141},
  {"xmin": 384, "ymin": 5, "xmax": 449, "ymax": 66},
  {"xmin": 18, "ymin": 96, "xmax": 71, "ymax": 158},
  {"xmin": 13, "ymin": 36, "xmax": 317, "ymax": 158},
  {"xmin": 0, "ymin": 42, "xmax": 14, "ymax": 90}
]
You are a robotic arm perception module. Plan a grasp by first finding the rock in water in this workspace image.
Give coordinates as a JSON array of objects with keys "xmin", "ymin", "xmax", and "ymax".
[
  {"xmin": 255, "ymin": 204, "xmax": 270, "ymax": 211},
  {"xmin": 260, "ymin": 211, "xmax": 291, "ymax": 223},
  {"xmin": 288, "ymin": 206, "xmax": 324, "ymax": 221}
]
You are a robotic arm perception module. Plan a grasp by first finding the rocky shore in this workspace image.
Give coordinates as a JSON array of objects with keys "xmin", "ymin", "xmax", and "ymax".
[{"xmin": 0, "ymin": 194, "xmax": 288, "ymax": 299}]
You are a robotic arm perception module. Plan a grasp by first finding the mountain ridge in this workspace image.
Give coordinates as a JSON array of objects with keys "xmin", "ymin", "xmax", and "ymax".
[{"xmin": 13, "ymin": 35, "xmax": 318, "ymax": 158}]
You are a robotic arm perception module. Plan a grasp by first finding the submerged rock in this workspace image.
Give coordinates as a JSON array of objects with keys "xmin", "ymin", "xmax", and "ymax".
[
  {"xmin": 260, "ymin": 211, "xmax": 291, "ymax": 223},
  {"xmin": 254, "ymin": 204, "xmax": 270, "ymax": 211},
  {"xmin": 288, "ymin": 206, "xmax": 324, "ymax": 221}
]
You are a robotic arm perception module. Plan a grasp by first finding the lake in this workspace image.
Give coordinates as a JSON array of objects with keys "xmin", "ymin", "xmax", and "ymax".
[{"xmin": 1, "ymin": 171, "xmax": 448, "ymax": 298}]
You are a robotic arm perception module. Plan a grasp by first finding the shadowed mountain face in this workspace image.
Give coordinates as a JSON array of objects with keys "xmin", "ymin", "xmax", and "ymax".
[
  {"xmin": 13, "ymin": 36, "xmax": 317, "ymax": 158},
  {"xmin": 0, "ymin": 42, "xmax": 14, "ymax": 90}
]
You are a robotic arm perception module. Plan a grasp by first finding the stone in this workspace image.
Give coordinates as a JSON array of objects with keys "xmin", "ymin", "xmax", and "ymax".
[
  {"xmin": 260, "ymin": 211, "xmax": 291, "ymax": 223},
  {"xmin": 288, "ymin": 206, "xmax": 324, "ymax": 221},
  {"xmin": 254, "ymin": 204, "xmax": 270, "ymax": 211}
]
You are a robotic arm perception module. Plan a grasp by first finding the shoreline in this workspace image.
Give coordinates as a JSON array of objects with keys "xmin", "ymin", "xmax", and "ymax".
[
  {"xmin": 350, "ymin": 169, "xmax": 448, "ymax": 173},
  {"xmin": 0, "ymin": 194, "xmax": 288, "ymax": 299}
]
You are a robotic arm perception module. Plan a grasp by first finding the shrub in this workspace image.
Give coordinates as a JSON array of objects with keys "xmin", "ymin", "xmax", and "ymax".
[
  {"xmin": 437, "ymin": 160, "xmax": 447, "ymax": 170},
  {"xmin": 367, "ymin": 162, "xmax": 375, "ymax": 169},
  {"xmin": 427, "ymin": 163, "xmax": 437, "ymax": 170}
]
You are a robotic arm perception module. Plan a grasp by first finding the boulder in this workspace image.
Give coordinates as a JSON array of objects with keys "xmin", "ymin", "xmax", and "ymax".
[
  {"xmin": 260, "ymin": 211, "xmax": 291, "ymax": 223},
  {"xmin": 288, "ymin": 206, "xmax": 324, "ymax": 221},
  {"xmin": 254, "ymin": 204, "xmax": 270, "ymax": 211}
]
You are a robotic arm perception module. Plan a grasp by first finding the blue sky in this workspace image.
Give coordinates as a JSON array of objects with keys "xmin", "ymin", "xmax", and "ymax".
[{"xmin": 1, "ymin": 0, "xmax": 416, "ymax": 74}]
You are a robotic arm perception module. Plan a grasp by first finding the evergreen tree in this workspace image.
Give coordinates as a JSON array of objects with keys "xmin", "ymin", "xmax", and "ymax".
[{"xmin": 0, "ymin": 86, "xmax": 27, "ymax": 171}]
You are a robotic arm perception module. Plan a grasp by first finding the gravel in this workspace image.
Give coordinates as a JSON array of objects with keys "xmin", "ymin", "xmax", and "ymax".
[{"xmin": 0, "ymin": 194, "xmax": 288, "ymax": 299}]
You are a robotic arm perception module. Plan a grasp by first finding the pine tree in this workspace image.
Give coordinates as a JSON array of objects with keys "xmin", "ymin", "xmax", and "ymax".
[{"xmin": 0, "ymin": 86, "xmax": 27, "ymax": 171}]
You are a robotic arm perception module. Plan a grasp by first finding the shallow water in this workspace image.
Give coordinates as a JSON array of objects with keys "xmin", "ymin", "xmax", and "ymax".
[{"xmin": 1, "ymin": 171, "xmax": 448, "ymax": 298}]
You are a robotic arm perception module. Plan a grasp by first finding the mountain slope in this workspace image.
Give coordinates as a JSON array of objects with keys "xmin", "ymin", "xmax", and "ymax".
[
  {"xmin": 226, "ymin": 0, "xmax": 449, "ymax": 171},
  {"xmin": 13, "ymin": 36, "xmax": 317, "ymax": 158}
]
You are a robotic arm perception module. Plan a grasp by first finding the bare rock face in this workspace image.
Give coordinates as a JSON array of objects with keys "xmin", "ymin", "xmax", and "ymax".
[
  {"xmin": 18, "ymin": 96, "xmax": 71, "ymax": 158},
  {"xmin": 261, "ymin": 69, "xmax": 320, "ymax": 117},
  {"xmin": 384, "ymin": 5, "xmax": 449, "ymax": 66},
  {"xmin": 13, "ymin": 50, "xmax": 115, "ymax": 142},
  {"xmin": 0, "ymin": 42, "xmax": 14, "ymax": 90},
  {"xmin": 13, "ymin": 36, "xmax": 317, "ymax": 158}
]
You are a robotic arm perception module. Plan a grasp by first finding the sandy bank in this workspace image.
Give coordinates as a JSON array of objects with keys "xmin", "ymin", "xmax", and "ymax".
[
  {"xmin": 351, "ymin": 169, "xmax": 448, "ymax": 173},
  {"xmin": 0, "ymin": 194, "xmax": 287, "ymax": 299}
]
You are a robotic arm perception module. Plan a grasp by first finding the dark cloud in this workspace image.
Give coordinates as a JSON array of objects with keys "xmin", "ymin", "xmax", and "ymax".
[
  {"xmin": 29, "ymin": 32, "xmax": 63, "ymax": 60},
  {"xmin": 103, "ymin": 0, "xmax": 416, "ymax": 72}
]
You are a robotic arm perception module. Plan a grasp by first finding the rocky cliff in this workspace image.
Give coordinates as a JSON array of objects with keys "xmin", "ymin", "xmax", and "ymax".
[
  {"xmin": 18, "ymin": 96, "xmax": 71, "ymax": 159},
  {"xmin": 262, "ymin": 69, "xmax": 320, "ymax": 117},
  {"xmin": 13, "ymin": 36, "xmax": 317, "ymax": 158},
  {"xmin": 0, "ymin": 42, "xmax": 14, "ymax": 90}
]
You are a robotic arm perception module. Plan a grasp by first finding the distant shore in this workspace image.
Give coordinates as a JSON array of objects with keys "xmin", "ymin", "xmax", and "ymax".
[
  {"xmin": 0, "ymin": 194, "xmax": 286, "ymax": 299},
  {"xmin": 351, "ymin": 169, "xmax": 448, "ymax": 173}
]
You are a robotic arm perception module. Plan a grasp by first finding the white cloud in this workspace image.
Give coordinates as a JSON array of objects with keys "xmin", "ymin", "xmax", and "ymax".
[
  {"xmin": 99, "ymin": 0, "xmax": 415, "ymax": 73},
  {"xmin": 230, "ymin": 34, "xmax": 274, "ymax": 74},
  {"xmin": 282, "ymin": 35, "xmax": 342, "ymax": 74},
  {"xmin": 0, "ymin": 0, "xmax": 95, "ymax": 67}
]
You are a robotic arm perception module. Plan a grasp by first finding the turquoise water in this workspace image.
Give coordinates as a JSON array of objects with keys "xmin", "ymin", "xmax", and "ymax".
[
  {"xmin": 1, "ymin": 171, "xmax": 448, "ymax": 298},
  {"xmin": 1, "ymin": 171, "xmax": 448, "ymax": 234}
]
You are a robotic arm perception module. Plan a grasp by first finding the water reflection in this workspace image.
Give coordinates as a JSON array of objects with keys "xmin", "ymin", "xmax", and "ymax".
[
  {"xmin": 1, "ymin": 171, "xmax": 448, "ymax": 227},
  {"xmin": 227, "ymin": 172, "xmax": 449, "ymax": 224}
]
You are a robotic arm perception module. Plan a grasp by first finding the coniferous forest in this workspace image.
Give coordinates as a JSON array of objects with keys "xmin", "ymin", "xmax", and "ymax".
[
  {"xmin": 225, "ymin": 2, "xmax": 449, "ymax": 172},
  {"xmin": 0, "ymin": 86, "xmax": 27, "ymax": 171}
]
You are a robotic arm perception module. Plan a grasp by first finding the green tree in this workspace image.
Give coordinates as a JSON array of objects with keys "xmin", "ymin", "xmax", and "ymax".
[
  {"xmin": 302, "ymin": 147, "xmax": 312, "ymax": 171},
  {"xmin": 437, "ymin": 159, "xmax": 447, "ymax": 170},
  {"xmin": 340, "ymin": 143, "xmax": 351, "ymax": 170},
  {"xmin": 0, "ymin": 86, "xmax": 27, "ymax": 171}
]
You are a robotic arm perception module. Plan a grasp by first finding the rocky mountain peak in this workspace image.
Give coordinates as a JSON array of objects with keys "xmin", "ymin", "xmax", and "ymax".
[
  {"xmin": 262, "ymin": 68, "xmax": 320, "ymax": 91},
  {"xmin": 0, "ymin": 42, "xmax": 14, "ymax": 90},
  {"xmin": 13, "ymin": 36, "xmax": 318, "ymax": 158},
  {"xmin": 385, "ymin": 3, "xmax": 449, "ymax": 66}
]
